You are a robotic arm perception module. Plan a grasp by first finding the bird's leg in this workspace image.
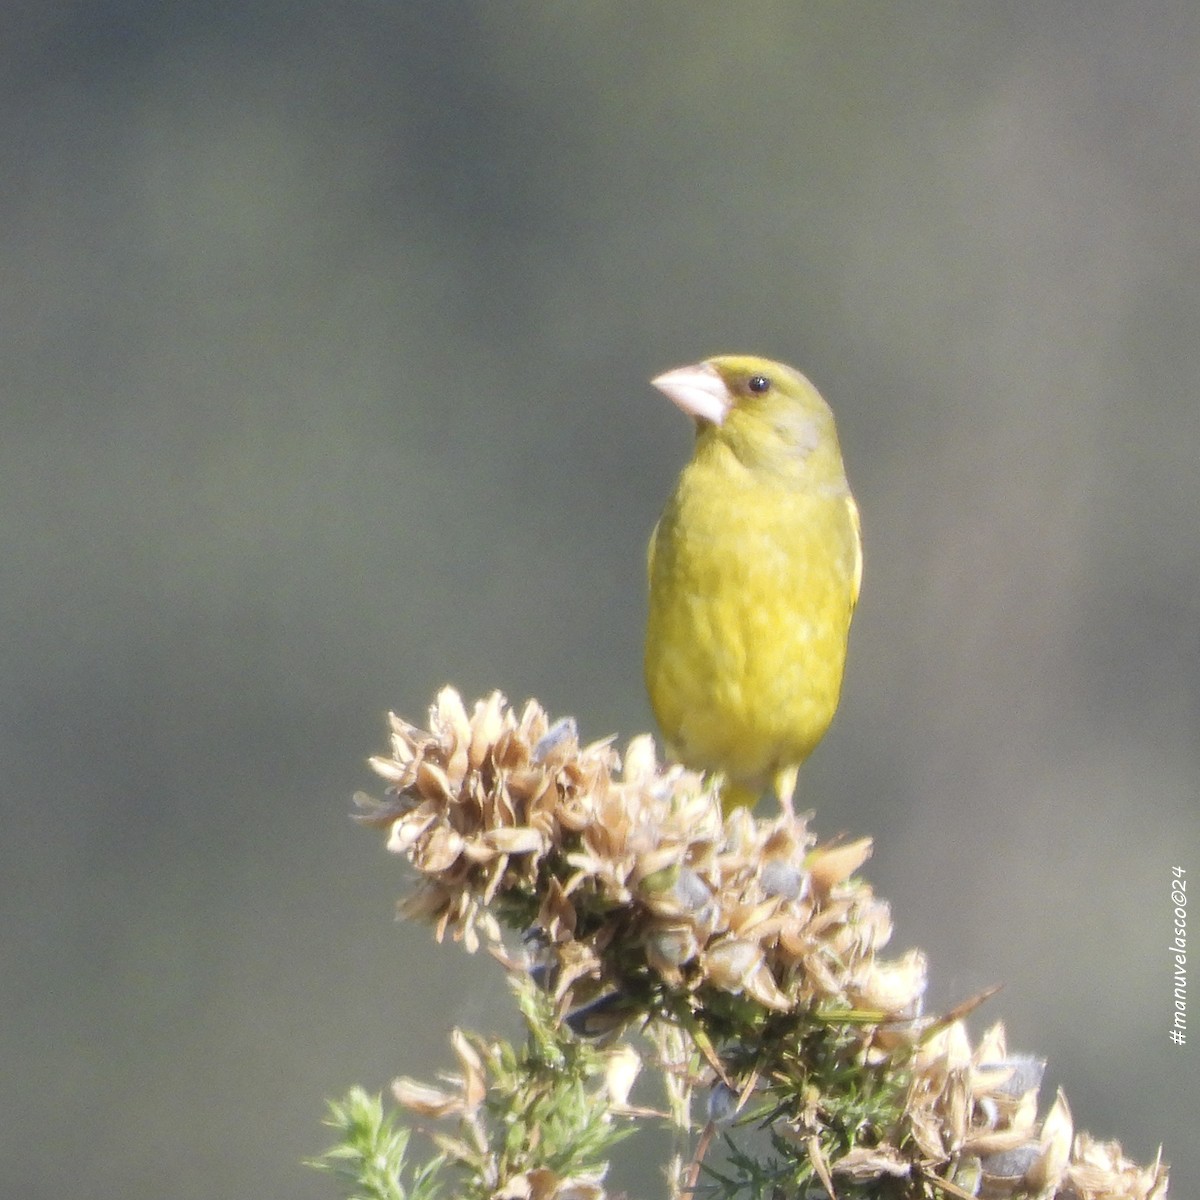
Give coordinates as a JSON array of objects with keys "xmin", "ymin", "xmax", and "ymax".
[{"xmin": 774, "ymin": 765, "xmax": 799, "ymax": 817}]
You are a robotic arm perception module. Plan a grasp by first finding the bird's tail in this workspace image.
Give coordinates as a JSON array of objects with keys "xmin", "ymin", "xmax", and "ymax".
[
  {"xmin": 719, "ymin": 766, "xmax": 799, "ymax": 817},
  {"xmin": 719, "ymin": 778, "xmax": 764, "ymax": 817}
]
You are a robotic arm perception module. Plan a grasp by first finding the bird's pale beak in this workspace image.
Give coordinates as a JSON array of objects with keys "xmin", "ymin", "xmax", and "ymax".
[{"xmin": 651, "ymin": 361, "xmax": 732, "ymax": 426}]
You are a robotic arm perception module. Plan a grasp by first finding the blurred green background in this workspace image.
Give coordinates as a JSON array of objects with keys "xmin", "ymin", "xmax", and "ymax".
[{"xmin": 3, "ymin": 3, "xmax": 1197, "ymax": 1196}]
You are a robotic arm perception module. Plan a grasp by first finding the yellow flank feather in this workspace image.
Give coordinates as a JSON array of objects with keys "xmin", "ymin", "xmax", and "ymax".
[{"xmin": 644, "ymin": 355, "xmax": 861, "ymax": 815}]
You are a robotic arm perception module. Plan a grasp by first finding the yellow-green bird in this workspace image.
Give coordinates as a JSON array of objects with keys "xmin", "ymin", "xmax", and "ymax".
[{"xmin": 644, "ymin": 355, "xmax": 862, "ymax": 815}]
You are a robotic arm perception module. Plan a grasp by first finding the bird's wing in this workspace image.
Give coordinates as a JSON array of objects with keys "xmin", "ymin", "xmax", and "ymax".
[{"xmin": 846, "ymin": 494, "xmax": 863, "ymax": 611}]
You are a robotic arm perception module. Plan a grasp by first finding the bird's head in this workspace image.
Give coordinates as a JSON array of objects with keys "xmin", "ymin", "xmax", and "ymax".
[{"xmin": 651, "ymin": 355, "xmax": 842, "ymax": 477}]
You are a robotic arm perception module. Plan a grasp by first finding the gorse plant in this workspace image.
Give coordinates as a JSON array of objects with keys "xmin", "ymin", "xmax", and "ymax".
[{"xmin": 312, "ymin": 688, "xmax": 1169, "ymax": 1200}]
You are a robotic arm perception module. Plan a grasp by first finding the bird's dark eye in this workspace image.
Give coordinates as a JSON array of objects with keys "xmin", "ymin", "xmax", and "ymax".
[{"xmin": 748, "ymin": 374, "xmax": 771, "ymax": 394}]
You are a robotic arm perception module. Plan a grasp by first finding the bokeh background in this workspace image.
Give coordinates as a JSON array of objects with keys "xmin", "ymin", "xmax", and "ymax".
[{"xmin": 3, "ymin": 3, "xmax": 1197, "ymax": 1196}]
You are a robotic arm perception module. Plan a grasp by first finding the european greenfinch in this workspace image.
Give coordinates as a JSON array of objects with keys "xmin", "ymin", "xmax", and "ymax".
[{"xmin": 644, "ymin": 355, "xmax": 861, "ymax": 815}]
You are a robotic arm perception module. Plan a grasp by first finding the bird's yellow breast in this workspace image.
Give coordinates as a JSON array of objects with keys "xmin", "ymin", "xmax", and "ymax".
[{"xmin": 644, "ymin": 439, "xmax": 859, "ymax": 793}]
